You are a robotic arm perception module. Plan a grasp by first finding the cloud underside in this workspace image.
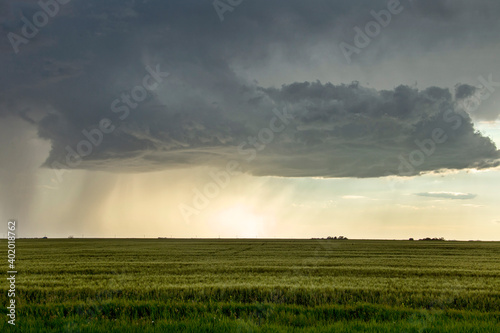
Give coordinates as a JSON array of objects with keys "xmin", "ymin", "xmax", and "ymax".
[
  {"xmin": 36, "ymin": 82, "xmax": 500, "ymax": 178},
  {"xmin": 1, "ymin": 0, "xmax": 500, "ymax": 178}
]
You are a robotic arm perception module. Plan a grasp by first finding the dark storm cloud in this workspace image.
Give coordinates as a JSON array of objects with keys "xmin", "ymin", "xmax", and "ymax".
[
  {"xmin": 1, "ymin": 0, "xmax": 499, "ymax": 178},
  {"xmin": 455, "ymin": 84, "xmax": 477, "ymax": 100}
]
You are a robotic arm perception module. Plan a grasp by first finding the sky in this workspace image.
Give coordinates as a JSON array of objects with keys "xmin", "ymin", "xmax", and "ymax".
[{"xmin": 1, "ymin": 0, "xmax": 499, "ymax": 240}]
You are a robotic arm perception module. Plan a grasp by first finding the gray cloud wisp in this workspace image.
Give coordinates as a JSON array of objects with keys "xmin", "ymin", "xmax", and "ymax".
[{"xmin": 415, "ymin": 192, "xmax": 477, "ymax": 200}]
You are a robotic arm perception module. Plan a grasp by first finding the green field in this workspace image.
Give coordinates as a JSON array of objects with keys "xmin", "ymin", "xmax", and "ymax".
[{"xmin": 1, "ymin": 239, "xmax": 499, "ymax": 332}]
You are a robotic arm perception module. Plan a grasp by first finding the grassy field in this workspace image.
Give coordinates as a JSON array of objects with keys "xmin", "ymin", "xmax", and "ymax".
[{"xmin": 1, "ymin": 239, "xmax": 499, "ymax": 332}]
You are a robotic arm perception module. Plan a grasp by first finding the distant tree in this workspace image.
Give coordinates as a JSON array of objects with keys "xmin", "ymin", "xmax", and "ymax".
[
  {"xmin": 409, "ymin": 238, "xmax": 414, "ymax": 241},
  {"xmin": 68, "ymin": 235, "xmax": 74, "ymax": 239},
  {"xmin": 325, "ymin": 236, "xmax": 349, "ymax": 240},
  {"xmin": 419, "ymin": 237, "xmax": 445, "ymax": 241}
]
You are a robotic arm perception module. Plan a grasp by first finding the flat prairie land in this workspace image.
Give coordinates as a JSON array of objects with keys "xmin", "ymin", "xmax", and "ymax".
[{"xmin": 1, "ymin": 239, "xmax": 499, "ymax": 332}]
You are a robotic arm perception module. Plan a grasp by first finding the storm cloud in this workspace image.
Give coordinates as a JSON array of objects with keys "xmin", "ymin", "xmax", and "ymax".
[{"xmin": 1, "ymin": 0, "xmax": 499, "ymax": 179}]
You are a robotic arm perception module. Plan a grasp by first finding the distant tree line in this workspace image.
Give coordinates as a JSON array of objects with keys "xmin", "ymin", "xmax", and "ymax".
[
  {"xmin": 311, "ymin": 236, "xmax": 348, "ymax": 240},
  {"xmin": 409, "ymin": 237, "xmax": 445, "ymax": 241}
]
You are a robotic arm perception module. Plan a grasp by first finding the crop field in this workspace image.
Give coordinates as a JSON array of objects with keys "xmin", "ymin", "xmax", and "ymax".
[{"xmin": 1, "ymin": 239, "xmax": 499, "ymax": 332}]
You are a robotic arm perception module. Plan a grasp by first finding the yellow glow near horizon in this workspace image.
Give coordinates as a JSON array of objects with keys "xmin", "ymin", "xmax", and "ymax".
[{"xmin": 209, "ymin": 204, "xmax": 269, "ymax": 238}]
